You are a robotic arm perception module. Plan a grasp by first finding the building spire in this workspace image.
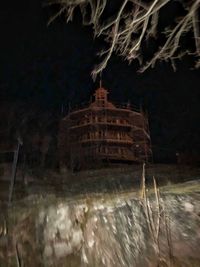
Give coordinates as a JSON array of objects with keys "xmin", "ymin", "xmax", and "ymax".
[
  {"xmin": 99, "ymin": 72, "xmax": 102, "ymax": 88},
  {"xmin": 100, "ymin": 79, "xmax": 102, "ymax": 88}
]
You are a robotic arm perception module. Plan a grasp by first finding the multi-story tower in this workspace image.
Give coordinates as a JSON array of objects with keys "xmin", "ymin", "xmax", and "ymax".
[{"xmin": 59, "ymin": 86, "xmax": 152, "ymax": 170}]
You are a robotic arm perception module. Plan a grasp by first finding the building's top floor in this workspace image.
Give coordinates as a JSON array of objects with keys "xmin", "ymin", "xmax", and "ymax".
[{"xmin": 66, "ymin": 86, "xmax": 142, "ymax": 118}]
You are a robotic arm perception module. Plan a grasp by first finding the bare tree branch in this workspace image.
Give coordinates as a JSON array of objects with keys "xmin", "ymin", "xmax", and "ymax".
[{"xmin": 46, "ymin": 0, "xmax": 200, "ymax": 78}]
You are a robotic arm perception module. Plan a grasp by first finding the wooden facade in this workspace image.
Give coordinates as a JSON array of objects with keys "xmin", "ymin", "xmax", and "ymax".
[{"xmin": 59, "ymin": 86, "xmax": 152, "ymax": 170}]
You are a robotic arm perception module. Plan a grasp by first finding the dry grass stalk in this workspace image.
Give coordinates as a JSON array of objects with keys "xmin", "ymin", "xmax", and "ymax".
[{"xmin": 140, "ymin": 163, "xmax": 175, "ymax": 267}]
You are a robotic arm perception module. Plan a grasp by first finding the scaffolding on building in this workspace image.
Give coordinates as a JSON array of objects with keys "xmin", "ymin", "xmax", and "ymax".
[{"xmin": 59, "ymin": 86, "xmax": 152, "ymax": 170}]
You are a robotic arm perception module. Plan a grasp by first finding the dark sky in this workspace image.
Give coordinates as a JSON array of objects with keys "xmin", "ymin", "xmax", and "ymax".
[{"xmin": 0, "ymin": 0, "xmax": 200, "ymax": 161}]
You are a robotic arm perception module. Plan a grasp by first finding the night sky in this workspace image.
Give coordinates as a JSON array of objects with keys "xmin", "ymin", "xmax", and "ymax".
[{"xmin": 0, "ymin": 0, "xmax": 200, "ymax": 162}]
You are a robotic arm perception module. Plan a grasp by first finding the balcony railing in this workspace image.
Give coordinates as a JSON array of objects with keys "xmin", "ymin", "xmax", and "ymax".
[
  {"xmin": 70, "ymin": 120, "xmax": 133, "ymax": 129},
  {"xmin": 68, "ymin": 101, "xmax": 140, "ymax": 114},
  {"xmin": 79, "ymin": 138, "xmax": 133, "ymax": 145}
]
